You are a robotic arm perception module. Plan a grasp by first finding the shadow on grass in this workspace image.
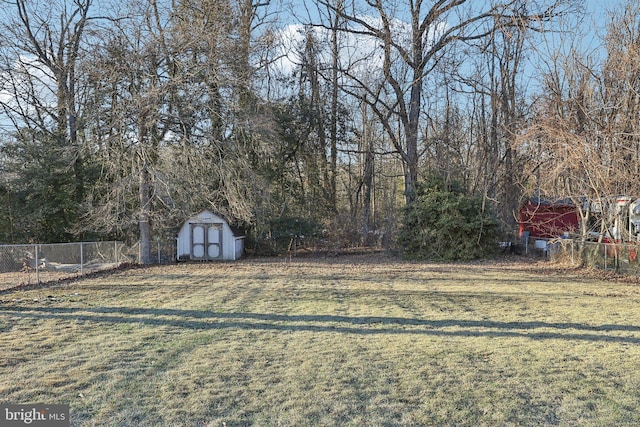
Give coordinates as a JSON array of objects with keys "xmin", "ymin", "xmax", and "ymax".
[{"xmin": 2, "ymin": 305, "xmax": 640, "ymax": 344}]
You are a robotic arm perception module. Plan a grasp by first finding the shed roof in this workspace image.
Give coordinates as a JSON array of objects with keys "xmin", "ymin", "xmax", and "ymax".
[{"xmin": 182, "ymin": 210, "xmax": 245, "ymax": 237}]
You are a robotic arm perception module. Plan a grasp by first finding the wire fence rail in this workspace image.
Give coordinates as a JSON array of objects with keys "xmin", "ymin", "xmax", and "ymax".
[
  {"xmin": 549, "ymin": 239, "xmax": 640, "ymax": 275},
  {"xmin": 0, "ymin": 241, "xmax": 134, "ymax": 291},
  {"xmin": 124, "ymin": 240, "xmax": 177, "ymax": 265}
]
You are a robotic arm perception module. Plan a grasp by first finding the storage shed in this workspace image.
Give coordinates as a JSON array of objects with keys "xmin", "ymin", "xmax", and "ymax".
[{"xmin": 177, "ymin": 210, "xmax": 245, "ymax": 261}]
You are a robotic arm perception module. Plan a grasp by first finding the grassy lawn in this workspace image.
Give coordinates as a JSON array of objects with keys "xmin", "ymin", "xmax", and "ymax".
[{"xmin": 2, "ymin": 254, "xmax": 640, "ymax": 426}]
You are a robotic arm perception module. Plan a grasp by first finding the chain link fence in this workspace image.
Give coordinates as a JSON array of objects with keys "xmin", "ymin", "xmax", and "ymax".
[
  {"xmin": 549, "ymin": 239, "xmax": 640, "ymax": 275},
  {"xmin": 0, "ymin": 241, "xmax": 133, "ymax": 290},
  {"xmin": 121, "ymin": 240, "xmax": 177, "ymax": 265}
]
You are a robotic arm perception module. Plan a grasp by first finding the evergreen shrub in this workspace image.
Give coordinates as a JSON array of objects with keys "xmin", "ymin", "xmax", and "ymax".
[{"xmin": 399, "ymin": 175, "xmax": 500, "ymax": 261}]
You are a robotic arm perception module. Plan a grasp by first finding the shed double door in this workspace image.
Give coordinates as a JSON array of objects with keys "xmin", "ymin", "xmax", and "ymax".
[{"xmin": 191, "ymin": 223, "xmax": 223, "ymax": 260}]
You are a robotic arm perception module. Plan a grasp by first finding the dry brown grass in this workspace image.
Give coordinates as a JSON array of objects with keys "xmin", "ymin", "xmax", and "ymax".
[{"xmin": 2, "ymin": 254, "xmax": 640, "ymax": 426}]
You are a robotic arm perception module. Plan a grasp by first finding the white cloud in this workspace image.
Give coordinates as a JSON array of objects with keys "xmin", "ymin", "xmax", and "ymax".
[
  {"xmin": 0, "ymin": 55, "xmax": 57, "ymax": 127},
  {"xmin": 270, "ymin": 15, "xmax": 448, "ymax": 84}
]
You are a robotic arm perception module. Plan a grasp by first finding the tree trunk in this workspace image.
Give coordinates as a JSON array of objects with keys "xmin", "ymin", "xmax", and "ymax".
[
  {"xmin": 138, "ymin": 161, "xmax": 153, "ymax": 265},
  {"xmin": 362, "ymin": 139, "xmax": 374, "ymax": 246},
  {"xmin": 328, "ymin": 0, "xmax": 342, "ymax": 212}
]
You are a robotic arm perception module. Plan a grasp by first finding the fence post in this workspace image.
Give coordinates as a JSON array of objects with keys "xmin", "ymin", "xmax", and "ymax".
[
  {"xmin": 80, "ymin": 242, "xmax": 84, "ymax": 276},
  {"xmin": 571, "ymin": 241, "xmax": 574, "ymax": 265},
  {"xmin": 35, "ymin": 244, "xmax": 40, "ymax": 285}
]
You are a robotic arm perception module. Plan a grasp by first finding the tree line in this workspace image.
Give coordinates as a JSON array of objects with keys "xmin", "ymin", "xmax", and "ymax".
[{"xmin": 0, "ymin": 0, "xmax": 636, "ymax": 262}]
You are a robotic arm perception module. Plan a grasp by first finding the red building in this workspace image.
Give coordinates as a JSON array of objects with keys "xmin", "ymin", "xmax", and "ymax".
[{"xmin": 518, "ymin": 198, "xmax": 579, "ymax": 239}]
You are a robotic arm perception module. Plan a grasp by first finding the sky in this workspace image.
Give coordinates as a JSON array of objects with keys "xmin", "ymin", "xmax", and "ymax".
[
  {"xmin": 269, "ymin": 0, "xmax": 627, "ymax": 95},
  {"xmin": 0, "ymin": 0, "xmax": 631, "ymax": 134}
]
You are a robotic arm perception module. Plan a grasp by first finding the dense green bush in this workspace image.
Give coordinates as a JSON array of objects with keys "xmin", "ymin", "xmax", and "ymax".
[{"xmin": 399, "ymin": 176, "xmax": 500, "ymax": 261}]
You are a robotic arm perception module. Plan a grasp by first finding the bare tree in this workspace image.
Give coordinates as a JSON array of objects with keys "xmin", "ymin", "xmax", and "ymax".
[
  {"xmin": 80, "ymin": 0, "xmax": 179, "ymax": 262},
  {"xmin": 80, "ymin": 0, "xmax": 281, "ymax": 260},
  {"xmin": 520, "ymin": 0, "xmax": 640, "ymax": 242},
  {"xmin": 0, "ymin": 0, "xmax": 99, "ymax": 241},
  {"xmin": 316, "ymin": 0, "xmax": 575, "ymax": 204},
  {"xmin": 461, "ymin": 1, "xmax": 532, "ymax": 230}
]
